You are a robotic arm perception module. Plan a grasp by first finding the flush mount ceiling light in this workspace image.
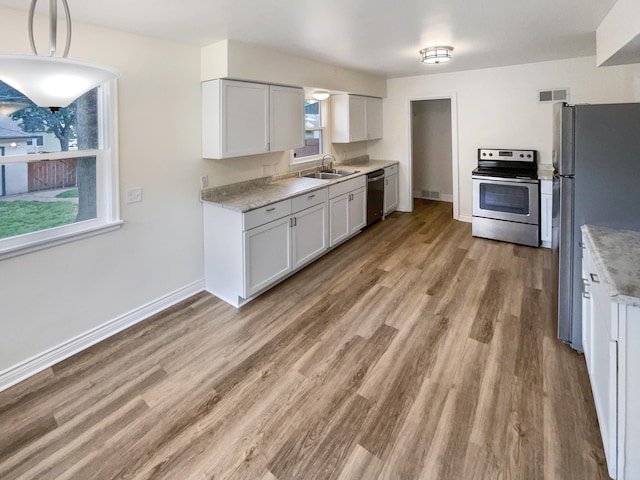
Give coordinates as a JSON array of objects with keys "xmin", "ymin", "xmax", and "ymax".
[
  {"xmin": 0, "ymin": 0, "xmax": 120, "ymax": 109},
  {"xmin": 420, "ymin": 46, "xmax": 454, "ymax": 64},
  {"xmin": 311, "ymin": 89, "xmax": 330, "ymax": 101}
]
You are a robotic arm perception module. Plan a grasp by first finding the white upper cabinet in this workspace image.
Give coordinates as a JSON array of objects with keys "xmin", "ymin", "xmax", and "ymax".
[
  {"xmin": 331, "ymin": 94, "xmax": 383, "ymax": 143},
  {"xmin": 202, "ymin": 79, "xmax": 304, "ymax": 159},
  {"xmin": 365, "ymin": 96, "xmax": 383, "ymax": 140},
  {"xmin": 270, "ymin": 85, "xmax": 305, "ymax": 152}
]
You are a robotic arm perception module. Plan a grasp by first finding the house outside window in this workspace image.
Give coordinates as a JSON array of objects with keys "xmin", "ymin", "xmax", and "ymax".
[
  {"xmin": 0, "ymin": 80, "xmax": 120, "ymax": 259},
  {"xmin": 291, "ymin": 98, "xmax": 330, "ymax": 165}
]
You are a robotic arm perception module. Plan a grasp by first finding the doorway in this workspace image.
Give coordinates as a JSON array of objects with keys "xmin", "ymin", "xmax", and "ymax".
[{"xmin": 408, "ymin": 95, "xmax": 458, "ymax": 219}]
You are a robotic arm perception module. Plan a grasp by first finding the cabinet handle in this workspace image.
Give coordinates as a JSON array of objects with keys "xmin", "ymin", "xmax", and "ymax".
[
  {"xmin": 308, "ymin": 194, "xmax": 315, "ymax": 199},
  {"xmin": 579, "ymin": 242, "xmax": 585, "ymax": 249},
  {"xmin": 294, "ymin": 217, "xmax": 297, "ymax": 226},
  {"xmin": 289, "ymin": 217, "xmax": 294, "ymax": 227},
  {"xmin": 590, "ymin": 273, "xmax": 600, "ymax": 283},
  {"xmin": 266, "ymin": 207, "xmax": 275, "ymax": 212},
  {"xmin": 582, "ymin": 278, "xmax": 590, "ymax": 299}
]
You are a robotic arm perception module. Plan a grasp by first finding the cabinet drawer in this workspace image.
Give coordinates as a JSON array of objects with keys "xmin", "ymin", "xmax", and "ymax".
[
  {"xmin": 292, "ymin": 188, "xmax": 328, "ymax": 213},
  {"xmin": 329, "ymin": 176, "xmax": 366, "ymax": 199},
  {"xmin": 385, "ymin": 164, "xmax": 398, "ymax": 176},
  {"xmin": 243, "ymin": 199, "xmax": 292, "ymax": 231},
  {"xmin": 541, "ymin": 179, "xmax": 552, "ymax": 195}
]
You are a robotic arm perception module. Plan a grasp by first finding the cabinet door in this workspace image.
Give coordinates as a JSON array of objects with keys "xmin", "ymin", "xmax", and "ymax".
[
  {"xmin": 243, "ymin": 216, "xmax": 292, "ymax": 298},
  {"xmin": 329, "ymin": 194, "xmax": 350, "ymax": 247},
  {"xmin": 270, "ymin": 85, "xmax": 304, "ymax": 152},
  {"xmin": 348, "ymin": 96, "xmax": 367, "ymax": 142},
  {"xmin": 222, "ymin": 80, "xmax": 269, "ymax": 157},
  {"xmin": 588, "ymin": 257, "xmax": 618, "ymax": 478},
  {"xmin": 582, "ymin": 246, "xmax": 593, "ymax": 375},
  {"xmin": 365, "ymin": 97, "xmax": 383, "ymax": 140},
  {"xmin": 349, "ymin": 186, "xmax": 367, "ymax": 233},
  {"xmin": 541, "ymin": 194, "xmax": 552, "ymax": 247},
  {"xmin": 292, "ymin": 202, "xmax": 328, "ymax": 269},
  {"xmin": 384, "ymin": 173, "xmax": 398, "ymax": 214}
]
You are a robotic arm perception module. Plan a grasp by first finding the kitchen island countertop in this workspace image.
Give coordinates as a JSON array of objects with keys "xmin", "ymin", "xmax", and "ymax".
[
  {"xmin": 581, "ymin": 224, "xmax": 640, "ymax": 307},
  {"xmin": 201, "ymin": 159, "xmax": 398, "ymax": 213}
]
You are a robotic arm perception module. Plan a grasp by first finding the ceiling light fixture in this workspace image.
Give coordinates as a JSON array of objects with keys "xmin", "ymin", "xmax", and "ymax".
[
  {"xmin": 0, "ymin": 0, "xmax": 120, "ymax": 109},
  {"xmin": 420, "ymin": 46, "xmax": 454, "ymax": 65},
  {"xmin": 311, "ymin": 89, "xmax": 330, "ymax": 101}
]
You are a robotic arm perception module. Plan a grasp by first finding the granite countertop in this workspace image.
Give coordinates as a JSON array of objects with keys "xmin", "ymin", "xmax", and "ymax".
[
  {"xmin": 201, "ymin": 158, "xmax": 399, "ymax": 213},
  {"xmin": 581, "ymin": 224, "xmax": 640, "ymax": 307}
]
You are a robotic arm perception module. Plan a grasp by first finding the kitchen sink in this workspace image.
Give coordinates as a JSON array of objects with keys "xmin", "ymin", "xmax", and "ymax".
[
  {"xmin": 303, "ymin": 172, "xmax": 343, "ymax": 179},
  {"xmin": 302, "ymin": 169, "xmax": 360, "ymax": 180}
]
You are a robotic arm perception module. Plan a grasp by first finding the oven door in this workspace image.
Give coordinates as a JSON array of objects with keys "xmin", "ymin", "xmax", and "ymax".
[{"xmin": 472, "ymin": 176, "xmax": 539, "ymax": 225}]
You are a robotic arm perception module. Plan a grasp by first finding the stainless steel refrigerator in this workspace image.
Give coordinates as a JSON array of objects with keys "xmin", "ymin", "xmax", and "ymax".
[{"xmin": 552, "ymin": 102, "xmax": 640, "ymax": 351}]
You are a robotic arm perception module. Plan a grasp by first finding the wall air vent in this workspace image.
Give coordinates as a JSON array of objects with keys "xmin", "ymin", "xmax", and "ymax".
[{"xmin": 538, "ymin": 88, "xmax": 570, "ymax": 103}]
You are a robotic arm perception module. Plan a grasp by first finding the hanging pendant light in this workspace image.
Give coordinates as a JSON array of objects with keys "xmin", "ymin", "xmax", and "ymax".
[
  {"xmin": 0, "ymin": 0, "xmax": 120, "ymax": 109},
  {"xmin": 420, "ymin": 46, "xmax": 454, "ymax": 64}
]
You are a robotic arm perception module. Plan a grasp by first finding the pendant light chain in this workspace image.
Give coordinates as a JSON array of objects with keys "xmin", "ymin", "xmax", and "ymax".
[{"xmin": 28, "ymin": 0, "xmax": 72, "ymax": 58}]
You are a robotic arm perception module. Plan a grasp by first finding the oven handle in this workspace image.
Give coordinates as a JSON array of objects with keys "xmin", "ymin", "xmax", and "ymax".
[{"xmin": 472, "ymin": 175, "xmax": 539, "ymax": 184}]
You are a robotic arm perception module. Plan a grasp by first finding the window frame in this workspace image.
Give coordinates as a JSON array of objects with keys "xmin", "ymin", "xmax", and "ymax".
[
  {"xmin": 290, "ymin": 97, "xmax": 331, "ymax": 166},
  {"xmin": 0, "ymin": 80, "xmax": 121, "ymax": 260}
]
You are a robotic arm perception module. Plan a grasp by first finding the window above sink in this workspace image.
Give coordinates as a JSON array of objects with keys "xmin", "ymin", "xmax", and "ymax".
[{"xmin": 290, "ymin": 97, "xmax": 330, "ymax": 166}]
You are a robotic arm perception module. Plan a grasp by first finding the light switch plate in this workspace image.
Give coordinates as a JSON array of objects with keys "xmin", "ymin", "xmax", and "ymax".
[{"xmin": 126, "ymin": 187, "xmax": 142, "ymax": 204}]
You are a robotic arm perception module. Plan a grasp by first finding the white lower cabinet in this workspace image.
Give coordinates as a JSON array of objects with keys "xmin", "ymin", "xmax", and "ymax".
[
  {"xmin": 582, "ymin": 240, "xmax": 640, "ymax": 479},
  {"xmin": 292, "ymin": 200, "xmax": 328, "ymax": 270},
  {"xmin": 204, "ymin": 188, "xmax": 328, "ymax": 307},
  {"xmin": 541, "ymin": 179, "xmax": 552, "ymax": 248},
  {"xmin": 244, "ymin": 216, "xmax": 292, "ymax": 298},
  {"xmin": 328, "ymin": 176, "xmax": 367, "ymax": 247},
  {"xmin": 384, "ymin": 164, "xmax": 398, "ymax": 215}
]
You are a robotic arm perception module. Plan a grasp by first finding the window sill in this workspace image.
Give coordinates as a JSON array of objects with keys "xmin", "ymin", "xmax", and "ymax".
[{"xmin": 0, "ymin": 220, "xmax": 123, "ymax": 261}]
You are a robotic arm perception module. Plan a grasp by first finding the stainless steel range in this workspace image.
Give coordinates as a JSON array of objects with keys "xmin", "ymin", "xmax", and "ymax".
[{"xmin": 472, "ymin": 148, "xmax": 540, "ymax": 247}]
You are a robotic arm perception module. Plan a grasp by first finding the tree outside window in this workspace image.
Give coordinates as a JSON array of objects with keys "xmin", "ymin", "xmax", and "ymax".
[{"xmin": 0, "ymin": 81, "xmax": 100, "ymax": 240}]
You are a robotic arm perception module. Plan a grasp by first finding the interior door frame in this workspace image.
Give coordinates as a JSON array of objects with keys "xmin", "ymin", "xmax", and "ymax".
[{"xmin": 406, "ymin": 94, "xmax": 459, "ymax": 219}]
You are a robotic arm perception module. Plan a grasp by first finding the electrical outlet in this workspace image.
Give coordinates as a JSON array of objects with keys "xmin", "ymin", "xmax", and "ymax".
[
  {"xmin": 201, "ymin": 175, "xmax": 209, "ymax": 189},
  {"xmin": 125, "ymin": 187, "xmax": 142, "ymax": 204}
]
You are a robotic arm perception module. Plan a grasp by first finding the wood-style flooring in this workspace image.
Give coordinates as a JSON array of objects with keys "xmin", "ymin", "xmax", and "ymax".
[{"xmin": 0, "ymin": 200, "xmax": 608, "ymax": 479}]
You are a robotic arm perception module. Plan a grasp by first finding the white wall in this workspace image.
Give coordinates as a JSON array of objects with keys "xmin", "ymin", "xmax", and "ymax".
[
  {"xmin": 202, "ymin": 40, "xmax": 387, "ymax": 98},
  {"xmin": 0, "ymin": 6, "xmax": 207, "ymax": 376},
  {"xmin": 368, "ymin": 56, "xmax": 640, "ymax": 217},
  {"xmin": 411, "ymin": 99, "xmax": 453, "ymax": 200}
]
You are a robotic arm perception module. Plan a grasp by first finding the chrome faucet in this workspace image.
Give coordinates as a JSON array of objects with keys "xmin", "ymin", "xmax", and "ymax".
[{"xmin": 321, "ymin": 153, "xmax": 336, "ymax": 172}]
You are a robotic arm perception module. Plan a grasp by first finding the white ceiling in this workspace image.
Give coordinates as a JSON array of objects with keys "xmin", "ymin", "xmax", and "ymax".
[{"xmin": 0, "ymin": 0, "xmax": 618, "ymax": 78}]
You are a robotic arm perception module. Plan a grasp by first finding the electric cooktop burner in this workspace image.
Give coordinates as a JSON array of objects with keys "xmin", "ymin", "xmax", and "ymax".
[{"xmin": 474, "ymin": 148, "xmax": 539, "ymax": 181}]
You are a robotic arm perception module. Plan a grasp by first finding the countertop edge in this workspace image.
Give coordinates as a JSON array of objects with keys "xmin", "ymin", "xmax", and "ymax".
[{"xmin": 202, "ymin": 160, "xmax": 399, "ymax": 213}]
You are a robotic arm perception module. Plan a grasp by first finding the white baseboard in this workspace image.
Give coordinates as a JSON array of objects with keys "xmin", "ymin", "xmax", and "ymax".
[
  {"xmin": 0, "ymin": 280, "xmax": 205, "ymax": 393},
  {"xmin": 458, "ymin": 214, "xmax": 473, "ymax": 223}
]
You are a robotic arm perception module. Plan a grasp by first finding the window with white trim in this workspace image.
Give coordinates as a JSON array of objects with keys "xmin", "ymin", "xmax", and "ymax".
[
  {"xmin": 0, "ymin": 80, "xmax": 120, "ymax": 259},
  {"xmin": 291, "ymin": 98, "xmax": 329, "ymax": 165}
]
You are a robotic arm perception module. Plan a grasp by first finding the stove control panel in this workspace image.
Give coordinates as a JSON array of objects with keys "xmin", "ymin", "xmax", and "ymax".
[{"xmin": 478, "ymin": 148, "xmax": 536, "ymax": 162}]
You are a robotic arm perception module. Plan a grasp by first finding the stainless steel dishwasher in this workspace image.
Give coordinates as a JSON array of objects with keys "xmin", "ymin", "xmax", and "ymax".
[{"xmin": 367, "ymin": 169, "xmax": 385, "ymax": 226}]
